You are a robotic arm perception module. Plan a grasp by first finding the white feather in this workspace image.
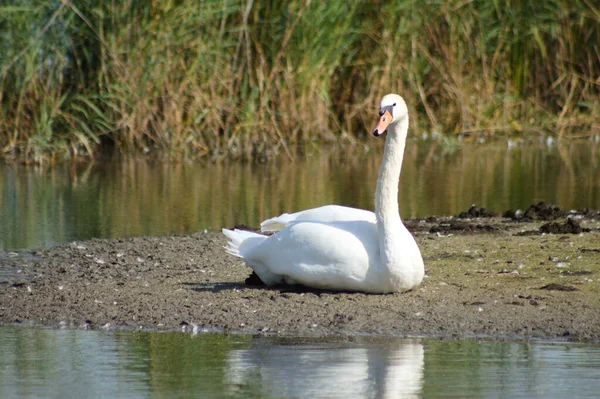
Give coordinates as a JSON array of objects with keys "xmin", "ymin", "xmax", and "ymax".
[{"xmin": 260, "ymin": 205, "xmax": 375, "ymax": 232}]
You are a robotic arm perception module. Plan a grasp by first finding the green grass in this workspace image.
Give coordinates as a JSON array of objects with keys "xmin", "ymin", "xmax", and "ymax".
[{"xmin": 1, "ymin": 0, "xmax": 599, "ymax": 162}]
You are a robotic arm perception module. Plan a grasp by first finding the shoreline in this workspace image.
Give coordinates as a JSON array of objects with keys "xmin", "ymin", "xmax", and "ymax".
[{"xmin": 2, "ymin": 208, "xmax": 600, "ymax": 342}]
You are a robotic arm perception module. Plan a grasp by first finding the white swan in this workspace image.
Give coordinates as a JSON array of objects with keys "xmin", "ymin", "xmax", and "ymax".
[{"xmin": 222, "ymin": 94, "xmax": 424, "ymax": 293}]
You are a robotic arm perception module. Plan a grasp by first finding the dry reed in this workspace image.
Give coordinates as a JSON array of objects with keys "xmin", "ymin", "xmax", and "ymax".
[{"xmin": 1, "ymin": 0, "xmax": 599, "ymax": 162}]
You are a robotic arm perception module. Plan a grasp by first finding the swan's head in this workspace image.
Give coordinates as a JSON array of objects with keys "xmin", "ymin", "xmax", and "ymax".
[{"xmin": 372, "ymin": 94, "xmax": 408, "ymax": 137}]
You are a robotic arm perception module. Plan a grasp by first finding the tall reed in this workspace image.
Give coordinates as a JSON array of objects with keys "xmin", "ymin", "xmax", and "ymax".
[{"xmin": 1, "ymin": 0, "xmax": 599, "ymax": 162}]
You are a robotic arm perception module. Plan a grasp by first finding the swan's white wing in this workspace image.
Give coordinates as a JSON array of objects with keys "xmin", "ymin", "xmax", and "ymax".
[
  {"xmin": 243, "ymin": 220, "xmax": 387, "ymax": 292},
  {"xmin": 260, "ymin": 205, "xmax": 376, "ymax": 232}
]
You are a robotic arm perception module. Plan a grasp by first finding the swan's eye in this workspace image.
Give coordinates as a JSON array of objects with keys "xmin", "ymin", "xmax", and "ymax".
[{"xmin": 393, "ymin": 102, "xmax": 396, "ymax": 106}]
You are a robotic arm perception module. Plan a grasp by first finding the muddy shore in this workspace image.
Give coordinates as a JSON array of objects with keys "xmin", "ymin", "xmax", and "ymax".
[{"xmin": 2, "ymin": 203, "xmax": 599, "ymax": 341}]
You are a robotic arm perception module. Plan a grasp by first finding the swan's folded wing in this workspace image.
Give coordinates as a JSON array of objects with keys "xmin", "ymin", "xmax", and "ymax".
[
  {"xmin": 260, "ymin": 205, "xmax": 375, "ymax": 232},
  {"xmin": 247, "ymin": 220, "xmax": 382, "ymax": 291}
]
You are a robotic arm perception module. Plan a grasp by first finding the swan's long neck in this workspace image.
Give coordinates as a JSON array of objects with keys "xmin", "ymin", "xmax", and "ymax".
[{"xmin": 375, "ymin": 116, "xmax": 408, "ymax": 267}]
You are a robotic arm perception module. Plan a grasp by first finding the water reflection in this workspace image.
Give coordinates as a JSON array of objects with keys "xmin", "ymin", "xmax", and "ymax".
[
  {"xmin": 0, "ymin": 328, "xmax": 150, "ymax": 398},
  {"xmin": 2, "ymin": 328, "xmax": 600, "ymax": 398},
  {"xmin": 1, "ymin": 139, "xmax": 599, "ymax": 250},
  {"xmin": 422, "ymin": 340, "xmax": 600, "ymax": 398},
  {"xmin": 226, "ymin": 338, "xmax": 424, "ymax": 398}
]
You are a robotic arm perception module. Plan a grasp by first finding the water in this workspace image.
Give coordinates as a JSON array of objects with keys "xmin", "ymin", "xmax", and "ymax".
[
  {"xmin": 1, "ymin": 139, "xmax": 599, "ymax": 251},
  {"xmin": 1, "ymin": 327, "xmax": 599, "ymax": 399},
  {"xmin": 1, "ymin": 140, "xmax": 600, "ymax": 397}
]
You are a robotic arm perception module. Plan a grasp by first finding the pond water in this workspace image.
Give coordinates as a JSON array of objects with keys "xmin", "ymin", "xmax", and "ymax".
[
  {"xmin": 1, "ymin": 139, "xmax": 600, "ymax": 397},
  {"xmin": 1, "ymin": 327, "xmax": 600, "ymax": 399},
  {"xmin": 1, "ymin": 139, "xmax": 599, "ymax": 251}
]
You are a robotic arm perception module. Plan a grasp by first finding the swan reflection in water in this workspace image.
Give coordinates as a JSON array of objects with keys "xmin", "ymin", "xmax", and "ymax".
[{"xmin": 225, "ymin": 338, "xmax": 424, "ymax": 398}]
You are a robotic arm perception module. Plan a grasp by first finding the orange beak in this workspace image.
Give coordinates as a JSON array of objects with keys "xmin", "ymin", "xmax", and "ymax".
[{"xmin": 372, "ymin": 109, "xmax": 392, "ymax": 137}]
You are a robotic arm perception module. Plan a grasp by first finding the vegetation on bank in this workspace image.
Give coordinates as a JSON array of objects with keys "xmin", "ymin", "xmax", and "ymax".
[{"xmin": 1, "ymin": 0, "xmax": 599, "ymax": 162}]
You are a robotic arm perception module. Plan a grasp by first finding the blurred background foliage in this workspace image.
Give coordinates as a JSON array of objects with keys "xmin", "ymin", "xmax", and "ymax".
[{"xmin": 1, "ymin": 0, "xmax": 599, "ymax": 162}]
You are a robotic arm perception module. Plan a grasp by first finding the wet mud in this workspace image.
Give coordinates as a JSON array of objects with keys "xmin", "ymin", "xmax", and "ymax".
[{"xmin": 1, "ymin": 204, "xmax": 599, "ymax": 341}]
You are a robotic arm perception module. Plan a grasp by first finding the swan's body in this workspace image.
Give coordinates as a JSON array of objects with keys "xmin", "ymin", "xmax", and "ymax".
[{"xmin": 223, "ymin": 94, "xmax": 424, "ymax": 293}]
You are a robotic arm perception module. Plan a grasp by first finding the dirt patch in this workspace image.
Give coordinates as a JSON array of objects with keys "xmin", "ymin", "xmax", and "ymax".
[
  {"xmin": 456, "ymin": 204, "xmax": 498, "ymax": 218},
  {"xmin": 1, "ymin": 204, "xmax": 600, "ymax": 341},
  {"xmin": 428, "ymin": 220, "xmax": 501, "ymax": 234},
  {"xmin": 516, "ymin": 218, "xmax": 590, "ymax": 236},
  {"xmin": 539, "ymin": 283, "xmax": 580, "ymax": 292},
  {"xmin": 539, "ymin": 218, "xmax": 587, "ymax": 234},
  {"xmin": 504, "ymin": 201, "xmax": 566, "ymax": 221}
]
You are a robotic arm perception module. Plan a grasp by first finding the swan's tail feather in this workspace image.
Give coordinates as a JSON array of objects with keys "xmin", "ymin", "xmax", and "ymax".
[
  {"xmin": 222, "ymin": 228, "xmax": 282, "ymax": 286},
  {"xmin": 260, "ymin": 213, "xmax": 293, "ymax": 232},
  {"xmin": 222, "ymin": 228, "xmax": 267, "ymax": 258}
]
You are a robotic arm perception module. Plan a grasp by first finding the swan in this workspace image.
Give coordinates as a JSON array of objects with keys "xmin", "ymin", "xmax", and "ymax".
[{"xmin": 222, "ymin": 94, "xmax": 424, "ymax": 293}]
